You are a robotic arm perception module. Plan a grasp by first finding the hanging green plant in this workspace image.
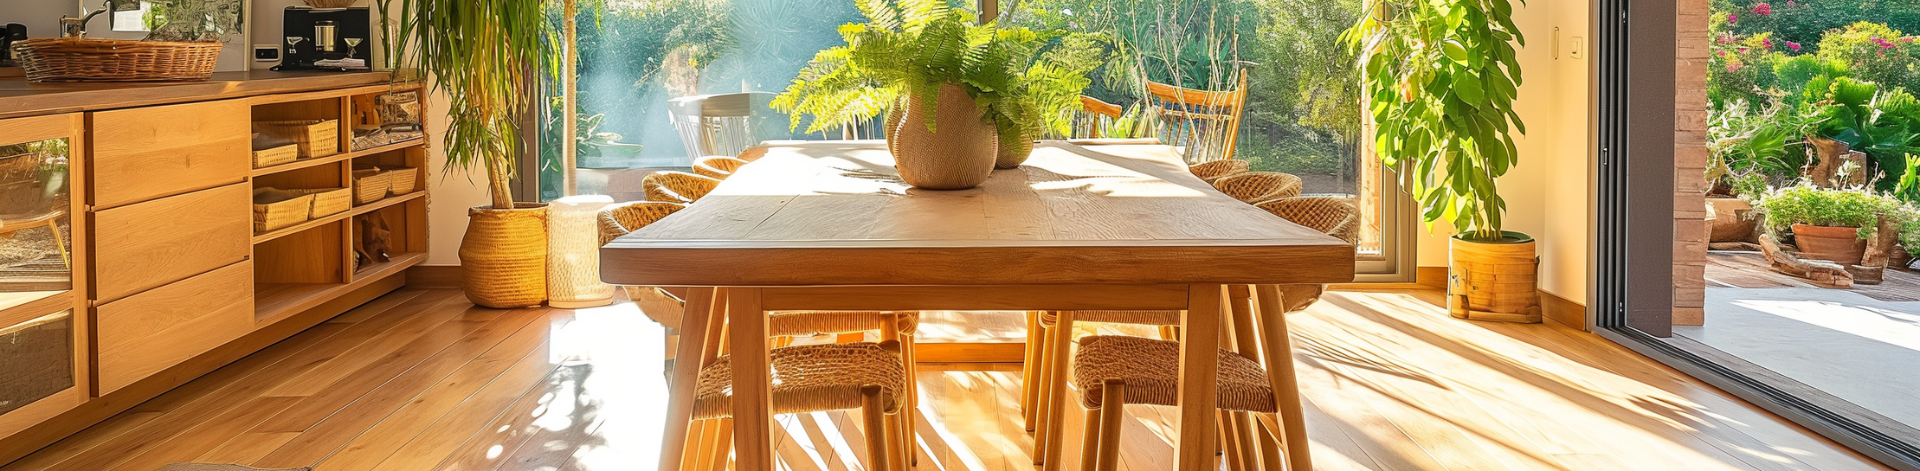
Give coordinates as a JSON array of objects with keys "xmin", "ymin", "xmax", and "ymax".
[{"xmin": 1342, "ymin": 0, "xmax": 1527, "ymax": 241}]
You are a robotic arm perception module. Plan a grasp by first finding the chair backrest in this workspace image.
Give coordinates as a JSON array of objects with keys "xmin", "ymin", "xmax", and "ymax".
[
  {"xmin": 1146, "ymin": 69, "xmax": 1249, "ymax": 163},
  {"xmin": 640, "ymin": 171, "xmax": 722, "ymax": 204},
  {"xmin": 1188, "ymin": 159, "xmax": 1250, "ymax": 182},
  {"xmin": 693, "ymin": 155, "xmax": 751, "ymax": 179},
  {"xmin": 1073, "ymin": 96, "xmax": 1124, "ymax": 139},
  {"xmin": 1211, "ymin": 171, "xmax": 1303, "ymax": 204},
  {"xmin": 1256, "ymin": 195, "xmax": 1359, "ymax": 244},
  {"xmin": 597, "ymin": 201, "xmax": 688, "ymax": 245},
  {"xmin": 667, "ymin": 92, "xmax": 780, "ymax": 164}
]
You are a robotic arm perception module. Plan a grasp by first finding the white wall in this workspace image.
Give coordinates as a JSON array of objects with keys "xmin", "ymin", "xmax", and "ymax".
[{"xmin": 1414, "ymin": 0, "xmax": 1592, "ymax": 304}]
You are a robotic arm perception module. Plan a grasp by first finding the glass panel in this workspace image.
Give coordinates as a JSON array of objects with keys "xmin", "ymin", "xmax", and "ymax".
[
  {"xmin": 0, "ymin": 310, "xmax": 74, "ymax": 416},
  {"xmin": 1004, "ymin": 0, "xmax": 1383, "ymax": 261},
  {"xmin": 0, "ymin": 138, "xmax": 73, "ymax": 298}
]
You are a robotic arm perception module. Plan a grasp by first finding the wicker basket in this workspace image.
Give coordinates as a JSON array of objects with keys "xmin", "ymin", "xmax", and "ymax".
[
  {"xmin": 253, "ymin": 188, "xmax": 316, "ymax": 233},
  {"xmin": 385, "ymin": 167, "xmax": 420, "ymax": 194},
  {"xmin": 461, "ymin": 203, "xmax": 549, "ymax": 308},
  {"xmin": 305, "ymin": 0, "xmax": 357, "ymax": 7},
  {"xmin": 12, "ymin": 38, "xmax": 221, "ymax": 83},
  {"xmin": 252, "ymin": 144, "xmax": 299, "ymax": 169},
  {"xmin": 301, "ymin": 187, "xmax": 353, "ymax": 217},
  {"xmin": 256, "ymin": 120, "xmax": 340, "ymax": 158},
  {"xmin": 352, "ymin": 169, "xmax": 392, "ymax": 204}
]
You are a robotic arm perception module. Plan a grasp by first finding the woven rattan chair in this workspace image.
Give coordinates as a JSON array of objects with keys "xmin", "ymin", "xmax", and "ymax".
[
  {"xmin": 1189, "ymin": 159, "xmax": 1250, "ymax": 182},
  {"xmin": 1067, "ymin": 335, "xmax": 1280, "ymax": 471},
  {"xmin": 1211, "ymin": 171, "xmax": 1303, "ymax": 204},
  {"xmin": 692, "ymin": 155, "xmax": 750, "ymax": 179},
  {"xmin": 1256, "ymin": 196, "xmax": 1360, "ymax": 244},
  {"xmin": 691, "ymin": 341, "xmax": 912, "ymax": 471},
  {"xmin": 642, "ymin": 171, "xmax": 722, "ymax": 204}
]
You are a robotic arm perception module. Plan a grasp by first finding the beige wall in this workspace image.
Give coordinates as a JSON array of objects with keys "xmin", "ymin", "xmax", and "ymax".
[
  {"xmin": 1414, "ymin": 0, "xmax": 1593, "ymax": 307},
  {"xmin": 423, "ymin": 87, "xmax": 492, "ymax": 266}
]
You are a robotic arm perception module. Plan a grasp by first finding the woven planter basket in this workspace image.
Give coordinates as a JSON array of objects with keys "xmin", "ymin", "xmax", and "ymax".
[
  {"xmin": 892, "ymin": 83, "xmax": 996, "ymax": 190},
  {"xmin": 461, "ymin": 203, "xmax": 549, "ymax": 308},
  {"xmin": 256, "ymin": 120, "xmax": 339, "ymax": 158},
  {"xmin": 351, "ymin": 169, "xmax": 392, "ymax": 204},
  {"xmin": 300, "ymin": 187, "xmax": 352, "ymax": 217},
  {"xmin": 252, "ymin": 145, "xmax": 299, "ymax": 169},
  {"xmin": 995, "ymin": 130, "xmax": 1036, "ymax": 169},
  {"xmin": 13, "ymin": 38, "xmax": 220, "ymax": 82},
  {"xmin": 1448, "ymin": 233, "xmax": 1541, "ymax": 323},
  {"xmin": 385, "ymin": 167, "xmax": 420, "ymax": 194},
  {"xmin": 253, "ymin": 188, "xmax": 316, "ymax": 233}
]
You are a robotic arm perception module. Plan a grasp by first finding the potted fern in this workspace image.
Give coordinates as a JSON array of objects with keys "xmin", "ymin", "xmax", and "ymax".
[
  {"xmin": 1345, "ymin": 0, "xmax": 1535, "ymax": 322},
  {"xmin": 391, "ymin": 0, "xmax": 550, "ymax": 308},
  {"xmin": 774, "ymin": 0, "xmax": 1088, "ymax": 187},
  {"xmin": 987, "ymin": 33, "xmax": 1100, "ymax": 168}
]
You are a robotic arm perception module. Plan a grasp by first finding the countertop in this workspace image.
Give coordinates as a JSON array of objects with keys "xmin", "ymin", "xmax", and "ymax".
[{"xmin": 0, "ymin": 70, "xmax": 400, "ymax": 119}]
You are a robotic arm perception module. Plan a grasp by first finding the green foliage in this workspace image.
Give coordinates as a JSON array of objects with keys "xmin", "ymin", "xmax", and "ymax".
[
  {"xmin": 1810, "ymin": 77, "xmax": 1920, "ymax": 190},
  {"xmin": 1895, "ymin": 154, "xmax": 1920, "ymax": 204},
  {"xmin": 1717, "ymin": 0, "xmax": 1920, "ymax": 55},
  {"xmin": 1754, "ymin": 184, "xmax": 1902, "ymax": 235},
  {"xmin": 395, "ymin": 0, "xmax": 550, "ymax": 208},
  {"xmin": 1772, "ymin": 54, "xmax": 1851, "ymax": 107},
  {"xmin": 1344, "ymin": 0, "xmax": 1528, "ymax": 240},
  {"xmin": 1816, "ymin": 22, "xmax": 1920, "ymax": 94},
  {"xmin": 143, "ymin": 0, "xmax": 243, "ymax": 43},
  {"xmin": 1708, "ymin": 22, "xmax": 1783, "ymax": 108},
  {"xmin": 1707, "ymin": 98, "xmax": 1810, "ymax": 192}
]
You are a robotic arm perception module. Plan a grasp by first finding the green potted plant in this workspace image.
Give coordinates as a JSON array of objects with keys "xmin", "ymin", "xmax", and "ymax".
[
  {"xmin": 1344, "ymin": 0, "xmax": 1534, "ymax": 322},
  {"xmin": 773, "ymin": 0, "xmax": 1091, "ymax": 187},
  {"xmin": 987, "ymin": 33, "xmax": 1101, "ymax": 168},
  {"xmin": 1753, "ymin": 184, "xmax": 1900, "ymax": 266},
  {"xmin": 391, "ymin": 0, "xmax": 551, "ymax": 308},
  {"xmin": 1705, "ymin": 99, "xmax": 1806, "ymax": 242}
]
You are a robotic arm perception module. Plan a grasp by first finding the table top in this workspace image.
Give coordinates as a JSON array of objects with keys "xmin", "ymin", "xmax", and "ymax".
[
  {"xmin": 0, "ymin": 70, "xmax": 393, "ymax": 119},
  {"xmin": 600, "ymin": 140, "xmax": 1356, "ymax": 287}
]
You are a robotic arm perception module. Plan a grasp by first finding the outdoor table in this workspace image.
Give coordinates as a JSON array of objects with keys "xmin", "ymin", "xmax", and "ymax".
[{"xmin": 600, "ymin": 139, "xmax": 1355, "ymax": 471}]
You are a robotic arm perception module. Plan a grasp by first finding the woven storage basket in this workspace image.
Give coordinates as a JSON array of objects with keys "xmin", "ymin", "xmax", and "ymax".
[
  {"xmin": 301, "ymin": 187, "xmax": 352, "ymax": 217},
  {"xmin": 352, "ymin": 169, "xmax": 392, "ymax": 204},
  {"xmin": 256, "ymin": 120, "xmax": 340, "ymax": 158},
  {"xmin": 253, "ymin": 188, "xmax": 316, "ymax": 233},
  {"xmin": 385, "ymin": 167, "xmax": 420, "ymax": 194},
  {"xmin": 252, "ymin": 144, "xmax": 299, "ymax": 168},
  {"xmin": 12, "ymin": 38, "xmax": 220, "ymax": 82},
  {"xmin": 460, "ymin": 203, "xmax": 549, "ymax": 308}
]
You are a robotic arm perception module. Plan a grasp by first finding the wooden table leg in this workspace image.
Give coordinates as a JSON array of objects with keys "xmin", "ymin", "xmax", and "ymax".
[
  {"xmin": 1175, "ymin": 284, "xmax": 1223, "ymax": 471},
  {"xmin": 728, "ymin": 288, "xmax": 776, "ymax": 471},
  {"xmin": 658, "ymin": 288, "xmax": 720, "ymax": 471},
  {"xmin": 1253, "ymin": 285, "xmax": 1312, "ymax": 471}
]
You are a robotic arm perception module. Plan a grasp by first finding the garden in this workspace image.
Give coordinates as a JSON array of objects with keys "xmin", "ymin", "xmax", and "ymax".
[{"xmin": 1705, "ymin": 0, "xmax": 1920, "ymax": 285}]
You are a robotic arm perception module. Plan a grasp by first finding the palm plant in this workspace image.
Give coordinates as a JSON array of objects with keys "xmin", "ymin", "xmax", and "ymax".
[{"xmin": 390, "ymin": 0, "xmax": 548, "ymax": 210}]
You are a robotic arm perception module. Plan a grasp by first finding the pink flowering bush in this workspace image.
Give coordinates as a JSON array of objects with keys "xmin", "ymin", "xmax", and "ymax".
[{"xmin": 1817, "ymin": 22, "xmax": 1920, "ymax": 93}]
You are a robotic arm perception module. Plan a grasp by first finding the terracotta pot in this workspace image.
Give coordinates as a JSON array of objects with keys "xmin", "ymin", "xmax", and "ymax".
[
  {"xmin": 1791, "ymin": 224, "xmax": 1867, "ymax": 266},
  {"xmin": 996, "ymin": 130, "xmax": 1036, "ymax": 169},
  {"xmin": 891, "ymin": 83, "xmax": 997, "ymax": 190},
  {"xmin": 1447, "ymin": 232, "xmax": 1541, "ymax": 324},
  {"xmin": 460, "ymin": 203, "xmax": 549, "ymax": 308},
  {"xmin": 1706, "ymin": 197, "xmax": 1758, "ymax": 243}
]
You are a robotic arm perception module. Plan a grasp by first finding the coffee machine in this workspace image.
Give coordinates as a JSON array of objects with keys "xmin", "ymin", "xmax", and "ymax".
[{"xmin": 273, "ymin": 7, "xmax": 371, "ymax": 71}]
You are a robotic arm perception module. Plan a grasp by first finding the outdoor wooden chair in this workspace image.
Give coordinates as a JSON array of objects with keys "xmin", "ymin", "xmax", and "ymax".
[
  {"xmin": 692, "ymin": 155, "xmax": 750, "ymax": 179},
  {"xmin": 642, "ymin": 171, "xmax": 722, "ymax": 204},
  {"xmin": 1148, "ymin": 69, "xmax": 1250, "ymax": 163},
  {"xmin": 1074, "ymin": 96, "xmax": 1125, "ymax": 139},
  {"xmin": 1212, "ymin": 171, "xmax": 1303, "ymax": 204}
]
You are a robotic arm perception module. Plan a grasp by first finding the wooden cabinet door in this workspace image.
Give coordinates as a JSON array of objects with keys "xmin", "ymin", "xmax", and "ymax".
[
  {"xmin": 94, "ymin": 261, "xmax": 253, "ymax": 395},
  {"xmin": 0, "ymin": 113, "xmax": 89, "ymax": 440},
  {"xmin": 89, "ymin": 100, "xmax": 249, "ymax": 209}
]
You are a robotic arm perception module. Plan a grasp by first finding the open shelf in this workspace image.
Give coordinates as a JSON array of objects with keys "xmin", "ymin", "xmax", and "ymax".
[
  {"xmin": 252, "ymin": 191, "xmax": 424, "ymax": 244},
  {"xmin": 256, "ymin": 251, "xmax": 423, "ymax": 325},
  {"xmin": 252, "ymin": 139, "xmax": 423, "ymax": 177},
  {"xmin": 355, "ymin": 252, "xmax": 425, "ymax": 281}
]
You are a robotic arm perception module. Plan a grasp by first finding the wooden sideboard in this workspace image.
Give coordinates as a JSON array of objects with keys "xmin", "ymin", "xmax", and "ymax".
[{"xmin": 0, "ymin": 72, "xmax": 429, "ymax": 465}]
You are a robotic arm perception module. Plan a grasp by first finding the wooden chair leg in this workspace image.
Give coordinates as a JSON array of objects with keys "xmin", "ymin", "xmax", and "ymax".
[
  {"xmin": 1078, "ymin": 405, "xmax": 1103, "ymax": 471},
  {"xmin": 861, "ymin": 385, "xmax": 891, "ymax": 471},
  {"xmin": 47, "ymin": 219, "xmax": 68, "ymax": 267},
  {"xmin": 1094, "ymin": 381, "xmax": 1127, "ymax": 471},
  {"xmin": 1022, "ymin": 311, "xmax": 1044, "ymax": 428},
  {"xmin": 890, "ymin": 407, "xmax": 910, "ymax": 471},
  {"xmin": 659, "ymin": 288, "xmax": 721, "ymax": 471},
  {"xmin": 1255, "ymin": 414, "xmax": 1284, "ymax": 471},
  {"xmin": 702, "ymin": 418, "xmax": 734, "ymax": 471},
  {"xmin": 1031, "ymin": 320, "xmax": 1056, "ymax": 463},
  {"xmin": 1253, "ymin": 285, "xmax": 1313, "ymax": 471},
  {"xmin": 1040, "ymin": 311, "xmax": 1076, "ymax": 470},
  {"xmin": 1218, "ymin": 411, "xmax": 1246, "ymax": 471},
  {"xmin": 903, "ymin": 333, "xmax": 920, "ymax": 467}
]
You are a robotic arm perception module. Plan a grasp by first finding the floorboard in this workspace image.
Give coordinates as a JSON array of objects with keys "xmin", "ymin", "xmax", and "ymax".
[{"xmin": 0, "ymin": 287, "xmax": 1892, "ymax": 471}]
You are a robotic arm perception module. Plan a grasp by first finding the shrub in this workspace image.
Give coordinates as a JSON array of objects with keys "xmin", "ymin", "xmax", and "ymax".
[
  {"xmin": 1710, "ymin": 19, "xmax": 1785, "ymax": 108},
  {"xmin": 1718, "ymin": 0, "xmax": 1920, "ymax": 55},
  {"xmin": 1754, "ymin": 184, "xmax": 1902, "ymax": 237},
  {"xmin": 1816, "ymin": 22, "xmax": 1920, "ymax": 94},
  {"xmin": 1773, "ymin": 54, "xmax": 1851, "ymax": 106}
]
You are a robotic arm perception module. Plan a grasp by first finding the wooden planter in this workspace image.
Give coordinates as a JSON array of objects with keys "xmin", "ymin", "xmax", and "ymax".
[
  {"xmin": 1791, "ymin": 224, "xmax": 1867, "ymax": 266},
  {"xmin": 1448, "ymin": 232, "xmax": 1541, "ymax": 323},
  {"xmin": 1706, "ymin": 197, "xmax": 1758, "ymax": 243}
]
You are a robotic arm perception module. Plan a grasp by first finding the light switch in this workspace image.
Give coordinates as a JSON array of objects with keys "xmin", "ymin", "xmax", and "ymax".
[{"xmin": 1570, "ymin": 37, "xmax": 1585, "ymax": 59}]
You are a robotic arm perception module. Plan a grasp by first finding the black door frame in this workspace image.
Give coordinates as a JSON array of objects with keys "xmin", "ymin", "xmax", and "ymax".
[{"xmin": 1591, "ymin": 1, "xmax": 1920, "ymax": 468}]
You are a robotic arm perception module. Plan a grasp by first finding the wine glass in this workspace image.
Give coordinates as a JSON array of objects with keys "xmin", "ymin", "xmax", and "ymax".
[
  {"xmin": 285, "ymin": 36, "xmax": 305, "ymax": 57},
  {"xmin": 344, "ymin": 38, "xmax": 363, "ymax": 60}
]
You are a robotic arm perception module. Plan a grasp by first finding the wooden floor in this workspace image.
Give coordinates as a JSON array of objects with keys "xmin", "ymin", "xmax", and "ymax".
[{"xmin": 0, "ymin": 287, "xmax": 1891, "ymax": 471}]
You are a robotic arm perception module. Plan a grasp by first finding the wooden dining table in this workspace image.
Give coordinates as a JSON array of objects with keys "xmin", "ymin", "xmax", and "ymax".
[{"xmin": 600, "ymin": 139, "xmax": 1355, "ymax": 471}]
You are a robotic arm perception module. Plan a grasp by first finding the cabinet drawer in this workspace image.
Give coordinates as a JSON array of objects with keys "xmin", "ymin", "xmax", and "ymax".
[
  {"xmin": 96, "ymin": 261, "xmax": 253, "ymax": 394},
  {"xmin": 94, "ymin": 183, "xmax": 250, "ymax": 303},
  {"xmin": 90, "ymin": 100, "xmax": 249, "ymax": 208}
]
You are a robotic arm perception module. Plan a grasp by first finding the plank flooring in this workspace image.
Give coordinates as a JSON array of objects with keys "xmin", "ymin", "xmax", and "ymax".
[
  {"xmin": 1705, "ymin": 251, "xmax": 1920, "ymax": 302},
  {"xmin": 0, "ymin": 287, "xmax": 1891, "ymax": 471}
]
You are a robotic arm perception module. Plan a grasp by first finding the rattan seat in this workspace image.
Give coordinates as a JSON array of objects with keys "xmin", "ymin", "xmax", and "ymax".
[
  {"xmin": 773, "ymin": 310, "xmax": 919, "ymax": 337},
  {"xmin": 693, "ymin": 155, "xmax": 751, "ymax": 179},
  {"xmin": 692, "ymin": 342, "xmax": 907, "ymax": 420},
  {"xmin": 1038, "ymin": 310, "xmax": 1180, "ymax": 327},
  {"xmin": 1072, "ymin": 335, "xmax": 1274, "ymax": 412},
  {"xmin": 1257, "ymin": 196, "xmax": 1359, "ymax": 243},
  {"xmin": 642, "ymin": 171, "xmax": 722, "ymax": 203},
  {"xmin": 1212, "ymin": 171, "xmax": 1303, "ymax": 203},
  {"xmin": 1188, "ymin": 159, "xmax": 1250, "ymax": 182}
]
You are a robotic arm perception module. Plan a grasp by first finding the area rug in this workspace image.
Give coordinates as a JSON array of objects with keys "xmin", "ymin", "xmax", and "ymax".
[{"xmin": 157, "ymin": 464, "xmax": 311, "ymax": 471}]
